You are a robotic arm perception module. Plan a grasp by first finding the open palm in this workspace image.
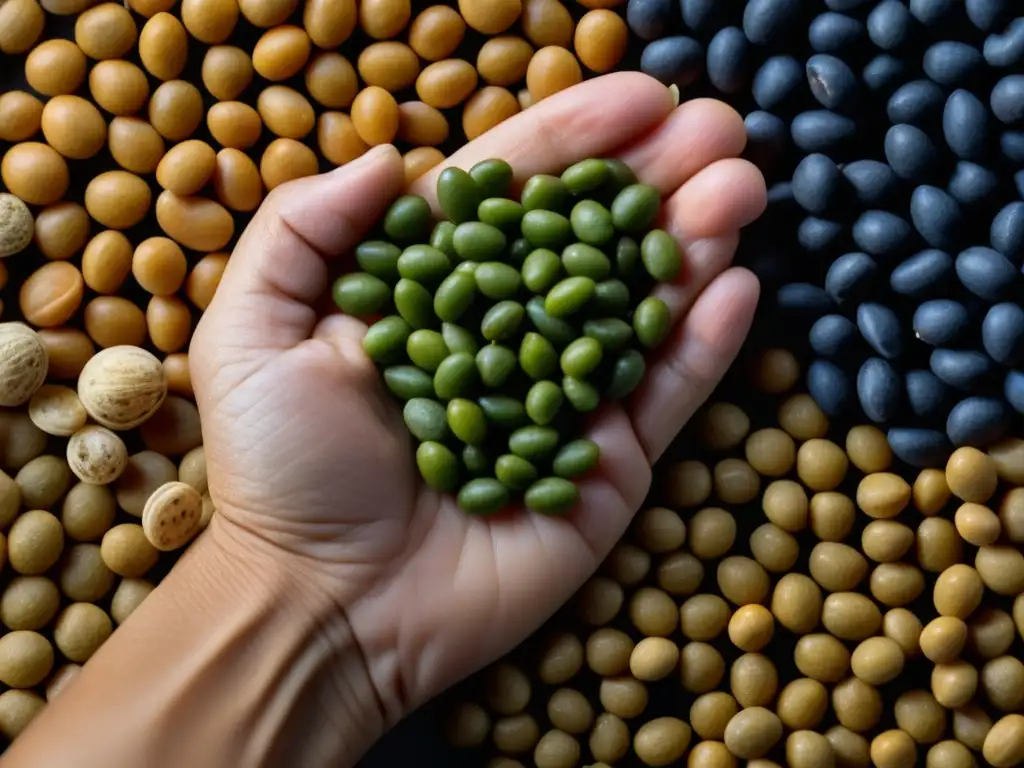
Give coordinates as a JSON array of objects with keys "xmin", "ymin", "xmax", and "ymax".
[{"xmin": 189, "ymin": 72, "xmax": 767, "ymax": 727}]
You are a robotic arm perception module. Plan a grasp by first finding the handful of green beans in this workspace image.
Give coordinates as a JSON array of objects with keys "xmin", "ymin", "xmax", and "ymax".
[{"xmin": 333, "ymin": 157, "xmax": 679, "ymax": 515}]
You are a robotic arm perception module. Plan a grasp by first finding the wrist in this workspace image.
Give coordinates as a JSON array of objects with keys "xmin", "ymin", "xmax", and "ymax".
[{"xmin": 192, "ymin": 516, "xmax": 390, "ymax": 767}]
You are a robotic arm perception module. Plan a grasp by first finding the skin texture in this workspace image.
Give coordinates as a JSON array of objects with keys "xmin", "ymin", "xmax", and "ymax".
[{"xmin": 4, "ymin": 73, "xmax": 765, "ymax": 768}]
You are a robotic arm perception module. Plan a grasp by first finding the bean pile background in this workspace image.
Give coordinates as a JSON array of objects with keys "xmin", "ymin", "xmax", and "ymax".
[{"xmin": 1, "ymin": 0, "xmax": 1024, "ymax": 764}]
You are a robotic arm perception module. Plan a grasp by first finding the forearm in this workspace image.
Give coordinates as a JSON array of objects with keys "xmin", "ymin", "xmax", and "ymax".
[{"xmin": 2, "ymin": 519, "xmax": 385, "ymax": 768}]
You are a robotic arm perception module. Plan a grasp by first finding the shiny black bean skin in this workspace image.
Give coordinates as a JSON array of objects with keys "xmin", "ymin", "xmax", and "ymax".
[
  {"xmin": 766, "ymin": 182, "xmax": 796, "ymax": 209},
  {"xmin": 931, "ymin": 349, "xmax": 997, "ymax": 390},
  {"xmin": 806, "ymin": 55, "xmax": 858, "ymax": 112},
  {"xmin": 913, "ymin": 300, "xmax": 970, "ymax": 346},
  {"xmin": 982, "ymin": 303, "xmax": 1024, "ymax": 366},
  {"xmin": 1002, "ymin": 131, "xmax": 1024, "ymax": 164},
  {"xmin": 887, "ymin": 80, "xmax": 946, "ymax": 126},
  {"xmin": 809, "ymin": 12, "xmax": 865, "ymax": 53},
  {"xmin": 752, "ymin": 56, "xmax": 804, "ymax": 111},
  {"xmin": 868, "ymin": 1, "xmax": 912, "ymax": 50},
  {"xmin": 910, "ymin": 0, "xmax": 956, "ymax": 25},
  {"xmin": 706, "ymin": 27, "xmax": 750, "ymax": 94},
  {"xmin": 906, "ymin": 369, "xmax": 951, "ymax": 420},
  {"xmin": 946, "ymin": 396, "xmax": 1010, "ymax": 447},
  {"xmin": 991, "ymin": 201, "xmax": 1024, "ymax": 263},
  {"xmin": 626, "ymin": 0, "xmax": 675, "ymax": 41},
  {"xmin": 791, "ymin": 111, "xmax": 857, "ymax": 152},
  {"xmin": 885, "ymin": 124, "xmax": 940, "ymax": 182},
  {"xmin": 842, "ymin": 161, "xmax": 898, "ymax": 206},
  {"xmin": 910, "ymin": 185, "xmax": 963, "ymax": 251},
  {"xmin": 890, "ymin": 250, "xmax": 954, "ymax": 298},
  {"xmin": 1006, "ymin": 371, "xmax": 1024, "ymax": 413},
  {"xmin": 682, "ymin": 0, "xmax": 726, "ymax": 32},
  {"xmin": 798, "ymin": 217, "xmax": 845, "ymax": 252},
  {"xmin": 808, "ymin": 359, "xmax": 852, "ymax": 416},
  {"xmin": 943, "ymin": 90, "xmax": 989, "ymax": 161},
  {"xmin": 792, "ymin": 154, "xmax": 844, "ymax": 214},
  {"xmin": 825, "ymin": 252, "xmax": 878, "ymax": 304},
  {"xmin": 923, "ymin": 41, "xmax": 984, "ymax": 87},
  {"xmin": 777, "ymin": 282, "xmax": 835, "ymax": 317},
  {"xmin": 955, "ymin": 246, "xmax": 1018, "ymax": 301},
  {"xmin": 810, "ymin": 314, "xmax": 859, "ymax": 357},
  {"xmin": 858, "ymin": 357, "xmax": 902, "ymax": 423},
  {"xmin": 948, "ymin": 162, "xmax": 1000, "ymax": 207},
  {"xmin": 967, "ymin": 0, "xmax": 1009, "ymax": 31},
  {"xmin": 858, "ymin": 302, "xmax": 903, "ymax": 359},
  {"xmin": 640, "ymin": 36, "xmax": 705, "ymax": 88},
  {"xmin": 991, "ymin": 75, "xmax": 1024, "ymax": 125},
  {"xmin": 863, "ymin": 54, "xmax": 908, "ymax": 94},
  {"xmin": 852, "ymin": 211, "xmax": 914, "ymax": 258},
  {"xmin": 744, "ymin": 111, "xmax": 788, "ymax": 170},
  {"xmin": 743, "ymin": 0, "xmax": 802, "ymax": 45},
  {"xmin": 984, "ymin": 17, "xmax": 1024, "ymax": 67},
  {"xmin": 1017, "ymin": 169, "xmax": 1024, "ymax": 198},
  {"xmin": 888, "ymin": 428, "xmax": 952, "ymax": 468}
]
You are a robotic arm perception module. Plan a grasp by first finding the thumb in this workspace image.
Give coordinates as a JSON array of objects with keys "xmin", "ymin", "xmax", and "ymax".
[{"xmin": 192, "ymin": 145, "xmax": 405, "ymax": 367}]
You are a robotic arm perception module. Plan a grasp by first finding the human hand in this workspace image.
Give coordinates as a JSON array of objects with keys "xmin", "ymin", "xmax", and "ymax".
[{"xmin": 189, "ymin": 72, "xmax": 766, "ymax": 743}]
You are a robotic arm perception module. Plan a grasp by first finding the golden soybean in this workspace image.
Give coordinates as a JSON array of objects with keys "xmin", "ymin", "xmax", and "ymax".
[
  {"xmin": 2, "ymin": 144, "xmax": 70, "ymax": 207},
  {"xmin": 252, "ymin": 25, "xmax": 311, "ymax": 81},
  {"xmin": 931, "ymin": 660, "xmax": 978, "ymax": 709},
  {"xmin": 459, "ymin": 0, "xmax": 522, "ymax": 34},
  {"xmin": 260, "ymin": 138, "xmax": 319, "ymax": 191},
  {"xmin": 526, "ymin": 46, "xmax": 582, "ymax": 102},
  {"xmin": 696, "ymin": 402, "xmax": 750, "ymax": 452},
  {"xmin": 156, "ymin": 141, "xmax": 217, "ymax": 197},
  {"xmin": 574, "ymin": 10, "xmax": 629, "ymax": 73},
  {"xmin": 359, "ymin": 0, "xmax": 411, "ymax": 39},
  {"xmin": 749, "ymin": 522, "xmax": 799, "ymax": 572},
  {"xmin": 351, "ymin": 87, "xmax": 400, "ymax": 145},
  {"xmin": 74, "ymin": 3, "xmax": 137, "ymax": 60},
  {"xmin": 537, "ymin": 632, "xmax": 582, "ymax": 685},
  {"xmin": 213, "ymin": 149, "xmax": 263, "ymax": 212},
  {"xmin": 832, "ymin": 676, "xmax": 882, "ymax": 732},
  {"xmin": 239, "ymin": 0, "xmax": 298, "ymax": 26},
  {"xmin": 149, "ymin": 80, "xmax": 204, "ymax": 141},
  {"xmin": 207, "ymin": 102, "xmax": 263, "ymax": 150},
  {"xmin": 776, "ymin": 678, "xmax": 828, "ymax": 731},
  {"xmin": 463, "ymin": 87, "xmax": 521, "ymax": 140},
  {"xmin": 32, "ymin": 203, "xmax": 92, "ymax": 261},
  {"xmin": 680, "ymin": 641, "xmax": 724, "ymax": 694},
  {"xmin": 409, "ymin": 6, "xmax": 466, "ymax": 60},
  {"xmin": 40, "ymin": 97, "xmax": 106, "ymax": 161},
  {"xmin": 0, "ymin": 92, "xmax": 44, "ymax": 142},
  {"xmin": 305, "ymin": 52, "xmax": 359, "ymax": 109},
  {"xmin": 603, "ymin": 543, "xmax": 650, "ymax": 586},
  {"xmin": 689, "ymin": 692, "xmax": 738, "ymax": 741},
  {"xmin": 778, "ymin": 393, "xmax": 829, "ymax": 440},
  {"xmin": 181, "ymin": 0, "xmax": 239, "ymax": 44},
  {"xmin": 665, "ymin": 460, "xmax": 712, "ymax": 507},
  {"xmin": 0, "ymin": 0, "xmax": 45, "ymax": 55},
  {"xmin": 521, "ymin": 0, "xmax": 574, "ymax": 48},
  {"xmin": 89, "ymin": 60, "xmax": 150, "ymax": 116},
  {"xmin": 358, "ymin": 42, "xmax": 420, "ymax": 92},
  {"xmin": 108, "ymin": 117, "xmax": 166, "ymax": 175},
  {"xmin": 318, "ymin": 112, "xmax": 370, "ymax": 166},
  {"xmin": 139, "ymin": 13, "xmax": 189, "ymax": 80},
  {"xmin": 585, "ymin": 628, "xmax": 632, "ymax": 676},
  {"xmin": 304, "ymin": 0, "xmax": 357, "ymax": 48},
  {"xmin": 155, "ymin": 191, "xmax": 235, "ymax": 252},
  {"xmin": 25, "ymin": 40, "xmax": 87, "ymax": 97},
  {"xmin": 202, "ymin": 46, "xmax": 254, "ymax": 101},
  {"xmin": 257, "ymin": 86, "xmax": 315, "ymax": 140}
]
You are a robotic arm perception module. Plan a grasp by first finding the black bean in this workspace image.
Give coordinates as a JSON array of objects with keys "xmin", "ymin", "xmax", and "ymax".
[
  {"xmin": 930, "ymin": 349, "xmax": 997, "ymax": 390},
  {"xmin": 946, "ymin": 396, "xmax": 1010, "ymax": 446},
  {"xmin": 842, "ymin": 160, "xmax": 899, "ymax": 206},
  {"xmin": 982, "ymin": 302, "xmax": 1024, "ymax": 366},
  {"xmin": 910, "ymin": 185, "xmax": 963, "ymax": 251},
  {"xmin": 743, "ymin": 0, "xmax": 802, "ymax": 45},
  {"xmin": 1002, "ymin": 130, "xmax": 1024, "ymax": 164},
  {"xmin": 955, "ymin": 246, "xmax": 1018, "ymax": 301},
  {"xmin": 984, "ymin": 17, "xmax": 1024, "ymax": 67},
  {"xmin": 706, "ymin": 27, "xmax": 751, "ymax": 94},
  {"xmin": 863, "ymin": 54, "xmax": 908, "ymax": 94},
  {"xmin": 867, "ymin": 0, "xmax": 913, "ymax": 50},
  {"xmin": 852, "ymin": 210, "xmax": 914, "ymax": 258},
  {"xmin": 791, "ymin": 154, "xmax": 844, "ymax": 214},
  {"xmin": 858, "ymin": 302, "xmax": 904, "ymax": 359},
  {"xmin": 887, "ymin": 80, "xmax": 946, "ymax": 126},
  {"xmin": 766, "ymin": 182, "xmax": 796, "ymax": 208},
  {"xmin": 777, "ymin": 282, "xmax": 835, "ymax": 317},
  {"xmin": 810, "ymin": 314, "xmax": 859, "ymax": 357},
  {"xmin": 885, "ymin": 124, "xmax": 940, "ymax": 182},
  {"xmin": 906, "ymin": 369, "xmax": 951, "ymax": 419},
  {"xmin": 681, "ymin": 0, "xmax": 726, "ymax": 32},
  {"xmin": 967, "ymin": 0, "xmax": 1009, "ymax": 30},
  {"xmin": 825, "ymin": 252, "xmax": 879, "ymax": 303},
  {"xmin": 808, "ymin": 359, "xmax": 852, "ymax": 416},
  {"xmin": 942, "ymin": 89, "xmax": 989, "ymax": 161},
  {"xmin": 858, "ymin": 357, "xmax": 902, "ymax": 422},
  {"xmin": 887, "ymin": 428, "xmax": 952, "ymax": 467},
  {"xmin": 1006, "ymin": 371, "xmax": 1024, "ymax": 413},
  {"xmin": 991, "ymin": 75, "xmax": 1024, "ymax": 125},
  {"xmin": 640, "ymin": 36, "xmax": 705, "ymax": 88},
  {"xmin": 948, "ymin": 162, "xmax": 1000, "ymax": 207},
  {"xmin": 1017, "ymin": 169, "xmax": 1024, "ymax": 198},
  {"xmin": 752, "ymin": 56, "xmax": 804, "ymax": 111},
  {"xmin": 626, "ymin": 0, "xmax": 676, "ymax": 41},
  {"xmin": 791, "ymin": 111, "xmax": 857, "ymax": 152},
  {"xmin": 910, "ymin": 0, "xmax": 956, "ymax": 25},
  {"xmin": 991, "ymin": 201, "xmax": 1024, "ymax": 263},
  {"xmin": 809, "ymin": 12, "xmax": 865, "ymax": 53},
  {"xmin": 923, "ymin": 41, "xmax": 984, "ymax": 87},
  {"xmin": 798, "ymin": 217, "xmax": 845, "ymax": 252},
  {"xmin": 744, "ymin": 111, "xmax": 788, "ymax": 169},
  {"xmin": 806, "ymin": 54, "xmax": 858, "ymax": 112},
  {"xmin": 912, "ymin": 299, "xmax": 971, "ymax": 346},
  {"xmin": 890, "ymin": 249, "xmax": 954, "ymax": 297}
]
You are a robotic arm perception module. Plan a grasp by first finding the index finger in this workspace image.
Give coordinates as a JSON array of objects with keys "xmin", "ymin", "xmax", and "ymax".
[{"xmin": 408, "ymin": 72, "xmax": 675, "ymax": 210}]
